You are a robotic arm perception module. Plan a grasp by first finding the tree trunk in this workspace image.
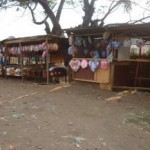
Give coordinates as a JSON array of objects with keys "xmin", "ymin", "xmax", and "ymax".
[
  {"xmin": 35, "ymin": 0, "xmax": 62, "ymax": 35},
  {"xmin": 44, "ymin": 21, "xmax": 51, "ymax": 34},
  {"xmin": 82, "ymin": 0, "xmax": 95, "ymax": 26},
  {"xmin": 56, "ymin": 0, "xmax": 65, "ymax": 22}
]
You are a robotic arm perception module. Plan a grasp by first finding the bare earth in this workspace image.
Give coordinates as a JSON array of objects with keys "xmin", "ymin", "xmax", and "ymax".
[{"xmin": 0, "ymin": 78, "xmax": 150, "ymax": 150}]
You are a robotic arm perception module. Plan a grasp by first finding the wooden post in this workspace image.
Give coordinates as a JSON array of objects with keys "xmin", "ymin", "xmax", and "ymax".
[
  {"xmin": 113, "ymin": 48, "xmax": 118, "ymax": 59},
  {"xmin": 19, "ymin": 43, "xmax": 24, "ymax": 83},
  {"xmin": 46, "ymin": 37, "xmax": 49, "ymax": 84},
  {"xmin": 4, "ymin": 44, "xmax": 7, "ymax": 79}
]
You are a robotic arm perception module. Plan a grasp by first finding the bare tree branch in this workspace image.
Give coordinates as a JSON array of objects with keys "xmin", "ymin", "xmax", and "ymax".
[
  {"xmin": 99, "ymin": 0, "xmax": 121, "ymax": 26},
  {"xmin": 56, "ymin": 0, "xmax": 65, "ymax": 22},
  {"xmin": 128, "ymin": 16, "xmax": 150, "ymax": 24},
  {"xmin": 27, "ymin": 2, "xmax": 48, "ymax": 25}
]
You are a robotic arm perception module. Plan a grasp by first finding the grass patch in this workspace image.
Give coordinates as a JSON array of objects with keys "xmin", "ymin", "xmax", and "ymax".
[{"xmin": 124, "ymin": 111, "xmax": 150, "ymax": 132}]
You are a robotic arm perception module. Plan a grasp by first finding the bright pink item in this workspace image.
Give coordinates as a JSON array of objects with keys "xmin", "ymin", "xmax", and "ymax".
[{"xmin": 80, "ymin": 59, "xmax": 88, "ymax": 69}]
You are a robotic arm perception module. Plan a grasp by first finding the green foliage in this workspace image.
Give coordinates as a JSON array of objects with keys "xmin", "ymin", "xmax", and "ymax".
[
  {"xmin": 20, "ymin": 0, "xmax": 28, "ymax": 6},
  {"xmin": 65, "ymin": 0, "xmax": 75, "ymax": 5},
  {"xmin": 0, "ymin": 0, "xmax": 26, "ymax": 9},
  {"xmin": 65, "ymin": 0, "xmax": 82, "ymax": 8},
  {"xmin": 47, "ymin": 0, "xmax": 57, "ymax": 7}
]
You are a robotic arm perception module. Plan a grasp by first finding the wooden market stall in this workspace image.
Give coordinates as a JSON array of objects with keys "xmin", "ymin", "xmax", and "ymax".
[
  {"xmin": 64, "ymin": 23, "xmax": 150, "ymax": 90},
  {"xmin": 105, "ymin": 23, "xmax": 150, "ymax": 90},
  {"xmin": 64, "ymin": 26, "xmax": 112, "ymax": 90},
  {"xmin": 0, "ymin": 34, "xmax": 69, "ymax": 84}
]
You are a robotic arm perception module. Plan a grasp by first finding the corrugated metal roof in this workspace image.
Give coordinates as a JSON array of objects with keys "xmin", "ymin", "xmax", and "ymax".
[
  {"xmin": 1, "ymin": 34, "xmax": 64, "ymax": 45},
  {"xmin": 64, "ymin": 23, "xmax": 150, "ymax": 37},
  {"xmin": 64, "ymin": 26, "xmax": 105, "ymax": 36}
]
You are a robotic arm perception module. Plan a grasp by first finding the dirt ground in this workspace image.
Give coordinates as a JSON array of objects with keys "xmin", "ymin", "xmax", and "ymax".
[{"xmin": 0, "ymin": 78, "xmax": 150, "ymax": 150}]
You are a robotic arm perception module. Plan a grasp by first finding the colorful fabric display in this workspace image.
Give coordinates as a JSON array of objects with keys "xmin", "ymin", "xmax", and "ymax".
[
  {"xmin": 74, "ymin": 36, "xmax": 83, "ymax": 47},
  {"xmin": 69, "ymin": 59, "xmax": 81, "ymax": 72},
  {"xmin": 90, "ymin": 50, "xmax": 100, "ymax": 58},
  {"xmin": 101, "ymin": 59, "xmax": 109, "ymax": 70},
  {"xmin": 123, "ymin": 39, "xmax": 131, "ymax": 47},
  {"xmin": 11, "ymin": 47, "xmax": 17, "ymax": 55},
  {"xmin": 49, "ymin": 43, "xmax": 59, "ymax": 51},
  {"xmin": 6, "ymin": 68, "xmax": 11, "ymax": 75},
  {"xmin": 136, "ymin": 38, "xmax": 145, "ymax": 47},
  {"xmin": 10, "ymin": 57, "xmax": 18, "ymax": 64},
  {"xmin": 42, "ymin": 42, "xmax": 46, "ymax": 50},
  {"xmin": 23, "ymin": 46, "xmax": 28, "ymax": 52},
  {"xmin": 93, "ymin": 50, "xmax": 100, "ymax": 59},
  {"xmin": 112, "ymin": 40, "xmax": 121, "ymax": 49},
  {"xmin": 42, "ymin": 51, "xmax": 47, "ymax": 58},
  {"xmin": 89, "ymin": 60, "xmax": 100, "ymax": 72},
  {"xmin": 130, "ymin": 45, "xmax": 140, "ymax": 57},
  {"xmin": 80, "ymin": 59, "xmax": 88, "ymax": 69},
  {"xmin": 100, "ymin": 50, "xmax": 106, "ymax": 58},
  {"xmin": 35, "ymin": 45, "xmax": 39, "ymax": 51},
  {"xmin": 15, "ymin": 68, "xmax": 21, "ymax": 76},
  {"xmin": 10, "ymin": 67, "xmax": 15, "ymax": 75},
  {"xmin": 39, "ymin": 44, "xmax": 43, "ymax": 51},
  {"xmin": 83, "ymin": 48, "xmax": 90, "ymax": 56},
  {"xmin": 8, "ymin": 42, "xmax": 59, "ymax": 54},
  {"xmin": 141, "ymin": 41, "xmax": 150, "ymax": 57},
  {"xmin": 68, "ymin": 45, "xmax": 76, "ymax": 56}
]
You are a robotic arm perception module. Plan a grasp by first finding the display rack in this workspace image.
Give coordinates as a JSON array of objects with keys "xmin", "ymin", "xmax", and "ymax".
[{"xmin": 1, "ymin": 35, "xmax": 68, "ymax": 84}]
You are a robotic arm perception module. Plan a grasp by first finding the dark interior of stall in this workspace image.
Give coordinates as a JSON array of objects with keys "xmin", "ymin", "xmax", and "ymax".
[{"xmin": 113, "ymin": 61, "xmax": 150, "ymax": 88}]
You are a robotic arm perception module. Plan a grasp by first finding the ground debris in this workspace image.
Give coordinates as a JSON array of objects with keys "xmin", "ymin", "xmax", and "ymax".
[
  {"xmin": 62, "ymin": 135, "xmax": 86, "ymax": 148},
  {"xmin": 12, "ymin": 113, "xmax": 24, "ymax": 119},
  {"xmin": 105, "ymin": 96, "xmax": 122, "ymax": 102},
  {"xmin": 105, "ymin": 89, "xmax": 138, "ymax": 102}
]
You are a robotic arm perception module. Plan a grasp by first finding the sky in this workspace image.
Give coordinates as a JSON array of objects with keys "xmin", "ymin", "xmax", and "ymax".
[
  {"xmin": 0, "ymin": 0, "xmax": 148, "ymax": 41},
  {"xmin": 0, "ymin": 9, "xmax": 81, "ymax": 40}
]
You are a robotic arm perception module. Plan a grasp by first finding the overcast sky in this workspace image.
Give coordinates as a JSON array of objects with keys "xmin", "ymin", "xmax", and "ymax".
[{"xmin": 0, "ymin": 0, "xmax": 147, "ymax": 41}]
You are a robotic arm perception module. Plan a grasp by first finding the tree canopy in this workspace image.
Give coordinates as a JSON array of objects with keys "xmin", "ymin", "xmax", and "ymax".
[{"xmin": 0, "ymin": 0, "xmax": 150, "ymax": 36}]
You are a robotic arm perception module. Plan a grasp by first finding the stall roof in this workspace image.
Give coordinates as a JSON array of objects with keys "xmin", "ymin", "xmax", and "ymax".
[
  {"xmin": 64, "ymin": 26, "xmax": 105, "ymax": 36},
  {"xmin": 64, "ymin": 23, "xmax": 150, "ymax": 38},
  {"xmin": 1, "ymin": 34, "xmax": 65, "ymax": 45},
  {"xmin": 105, "ymin": 23, "xmax": 150, "ymax": 37}
]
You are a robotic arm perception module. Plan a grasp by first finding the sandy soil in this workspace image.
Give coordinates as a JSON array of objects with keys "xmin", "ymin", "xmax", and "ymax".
[{"xmin": 0, "ymin": 78, "xmax": 150, "ymax": 150}]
